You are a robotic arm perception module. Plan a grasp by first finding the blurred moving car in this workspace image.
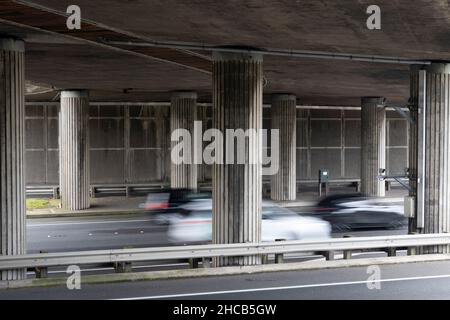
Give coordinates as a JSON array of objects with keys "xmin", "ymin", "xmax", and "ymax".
[
  {"xmin": 167, "ymin": 199, "xmax": 331, "ymax": 244},
  {"xmin": 141, "ymin": 189, "xmax": 211, "ymax": 225},
  {"xmin": 313, "ymin": 193, "xmax": 407, "ymax": 231}
]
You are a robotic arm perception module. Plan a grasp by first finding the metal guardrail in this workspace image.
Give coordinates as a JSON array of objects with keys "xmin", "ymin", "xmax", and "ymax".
[{"xmin": 0, "ymin": 234, "xmax": 449, "ymax": 272}]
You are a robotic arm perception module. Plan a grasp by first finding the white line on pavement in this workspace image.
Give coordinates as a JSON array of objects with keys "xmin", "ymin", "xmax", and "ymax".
[{"xmin": 113, "ymin": 274, "xmax": 450, "ymax": 300}]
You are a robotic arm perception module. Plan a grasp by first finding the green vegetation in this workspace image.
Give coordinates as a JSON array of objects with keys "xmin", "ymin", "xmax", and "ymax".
[{"xmin": 26, "ymin": 198, "xmax": 60, "ymax": 210}]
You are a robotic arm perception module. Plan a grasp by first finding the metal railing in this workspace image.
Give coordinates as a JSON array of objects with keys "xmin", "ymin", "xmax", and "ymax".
[{"xmin": 0, "ymin": 234, "xmax": 449, "ymax": 277}]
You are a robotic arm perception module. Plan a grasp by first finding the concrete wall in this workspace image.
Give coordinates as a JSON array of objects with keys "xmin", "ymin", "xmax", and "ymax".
[
  {"xmin": 293, "ymin": 108, "xmax": 408, "ymax": 180},
  {"xmin": 25, "ymin": 103, "xmax": 408, "ymax": 186}
]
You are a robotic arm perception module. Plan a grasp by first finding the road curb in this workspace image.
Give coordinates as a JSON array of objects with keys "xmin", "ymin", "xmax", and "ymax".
[{"xmin": 1, "ymin": 254, "xmax": 450, "ymax": 290}]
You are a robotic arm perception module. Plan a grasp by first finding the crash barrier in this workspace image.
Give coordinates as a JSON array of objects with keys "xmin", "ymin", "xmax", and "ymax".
[
  {"xmin": 25, "ymin": 183, "xmax": 212, "ymax": 198},
  {"xmin": 0, "ymin": 234, "xmax": 449, "ymax": 279},
  {"xmin": 27, "ymin": 177, "xmax": 408, "ymax": 199},
  {"xmin": 26, "ymin": 185, "xmax": 59, "ymax": 199}
]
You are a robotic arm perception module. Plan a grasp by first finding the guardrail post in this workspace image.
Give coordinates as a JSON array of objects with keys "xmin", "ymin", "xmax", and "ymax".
[
  {"xmin": 408, "ymin": 246, "xmax": 417, "ymax": 256},
  {"xmin": 188, "ymin": 258, "xmax": 199, "ymax": 269},
  {"xmin": 90, "ymin": 187, "xmax": 96, "ymax": 198},
  {"xmin": 126, "ymin": 186, "xmax": 131, "ymax": 198},
  {"xmin": 343, "ymin": 250, "xmax": 352, "ymax": 259},
  {"xmin": 34, "ymin": 250, "xmax": 49, "ymax": 278},
  {"xmin": 114, "ymin": 246, "xmax": 133, "ymax": 273},
  {"xmin": 202, "ymin": 257, "xmax": 211, "ymax": 268},
  {"xmin": 324, "ymin": 251, "xmax": 334, "ymax": 261},
  {"xmin": 343, "ymin": 235, "xmax": 352, "ymax": 259},
  {"xmin": 387, "ymin": 247, "xmax": 396, "ymax": 257},
  {"xmin": 355, "ymin": 181, "xmax": 361, "ymax": 192},
  {"xmin": 275, "ymin": 253, "xmax": 284, "ymax": 264},
  {"xmin": 408, "ymin": 232, "xmax": 418, "ymax": 256},
  {"xmin": 275, "ymin": 238, "xmax": 285, "ymax": 264},
  {"xmin": 52, "ymin": 187, "xmax": 60, "ymax": 199},
  {"xmin": 114, "ymin": 261, "xmax": 133, "ymax": 273},
  {"xmin": 34, "ymin": 266, "xmax": 48, "ymax": 279}
]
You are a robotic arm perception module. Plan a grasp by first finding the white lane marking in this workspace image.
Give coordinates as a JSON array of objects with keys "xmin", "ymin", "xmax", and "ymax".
[
  {"xmin": 27, "ymin": 219, "xmax": 151, "ymax": 227},
  {"xmin": 113, "ymin": 274, "xmax": 450, "ymax": 300}
]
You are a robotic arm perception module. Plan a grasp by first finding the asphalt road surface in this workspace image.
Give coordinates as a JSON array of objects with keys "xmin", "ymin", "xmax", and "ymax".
[
  {"xmin": 27, "ymin": 213, "xmax": 170, "ymax": 253},
  {"xmin": 2, "ymin": 260, "xmax": 450, "ymax": 299}
]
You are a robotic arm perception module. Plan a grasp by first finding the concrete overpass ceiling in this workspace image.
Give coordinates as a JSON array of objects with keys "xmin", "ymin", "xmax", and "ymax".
[
  {"xmin": 28, "ymin": 0, "xmax": 450, "ymax": 59},
  {"xmin": 24, "ymin": 42, "xmax": 211, "ymax": 95},
  {"xmin": 1, "ymin": 0, "xmax": 448, "ymax": 104},
  {"xmin": 0, "ymin": 19, "xmax": 212, "ymax": 101}
]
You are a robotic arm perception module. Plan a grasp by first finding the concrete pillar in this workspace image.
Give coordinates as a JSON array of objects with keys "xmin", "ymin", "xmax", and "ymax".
[
  {"xmin": 170, "ymin": 91, "xmax": 197, "ymax": 189},
  {"xmin": 59, "ymin": 90, "xmax": 90, "ymax": 210},
  {"xmin": 212, "ymin": 51, "xmax": 263, "ymax": 266},
  {"xmin": 409, "ymin": 63, "xmax": 450, "ymax": 253},
  {"xmin": 0, "ymin": 38, "xmax": 26, "ymax": 280},
  {"xmin": 270, "ymin": 94, "xmax": 297, "ymax": 201},
  {"xmin": 360, "ymin": 97, "xmax": 386, "ymax": 197}
]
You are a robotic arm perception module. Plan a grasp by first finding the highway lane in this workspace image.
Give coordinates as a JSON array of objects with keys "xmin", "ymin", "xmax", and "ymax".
[
  {"xmin": 22, "ymin": 213, "xmax": 408, "ymax": 279},
  {"xmin": 26, "ymin": 213, "xmax": 170, "ymax": 253},
  {"xmin": 26, "ymin": 213, "xmax": 407, "ymax": 253},
  {"xmin": 2, "ymin": 259, "xmax": 450, "ymax": 299}
]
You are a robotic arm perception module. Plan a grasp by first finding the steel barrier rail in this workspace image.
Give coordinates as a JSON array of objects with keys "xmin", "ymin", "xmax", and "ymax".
[{"xmin": 0, "ymin": 234, "xmax": 449, "ymax": 271}]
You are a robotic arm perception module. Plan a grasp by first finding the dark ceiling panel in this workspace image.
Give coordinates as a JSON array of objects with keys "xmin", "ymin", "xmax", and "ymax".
[{"xmin": 0, "ymin": 0, "xmax": 212, "ymax": 72}]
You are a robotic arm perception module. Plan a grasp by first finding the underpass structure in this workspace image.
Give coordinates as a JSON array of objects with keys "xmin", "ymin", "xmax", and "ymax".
[{"xmin": 0, "ymin": 1, "xmax": 450, "ymax": 291}]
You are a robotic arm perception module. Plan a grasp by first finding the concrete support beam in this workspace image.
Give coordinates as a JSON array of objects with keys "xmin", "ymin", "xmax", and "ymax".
[
  {"xmin": 409, "ymin": 63, "xmax": 450, "ymax": 253},
  {"xmin": 212, "ymin": 51, "xmax": 263, "ymax": 267},
  {"xmin": 170, "ymin": 91, "xmax": 198, "ymax": 189},
  {"xmin": 0, "ymin": 38, "xmax": 26, "ymax": 280},
  {"xmin": 360, "ymin": 97, "xmax": 386, "ymax": 197},
  {"xmin": 270, "ymin": 94, "xmax": 297, "ymax": 201},
  {"xmin": 59, "ymin": 90, "xmax": 90, "ymax": 210}
]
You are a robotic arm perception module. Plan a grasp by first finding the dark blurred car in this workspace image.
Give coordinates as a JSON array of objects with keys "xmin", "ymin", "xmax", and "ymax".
[
  {"xmin": 141, "ymin": 188, "xmax": 211, "ymax": 225},
  {"xmin": 313, "ymin": 193, "xmax": 407, "ymax": 231}
]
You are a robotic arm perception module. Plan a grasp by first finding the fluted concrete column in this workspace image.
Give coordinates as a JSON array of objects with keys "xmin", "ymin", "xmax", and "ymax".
[
  {"xmin": 212, "ymin": 51, "xmax": 263, "ymax": 266},
  {"xmin": 0, "ymin": 38, "xmax": 26, "ymax": 280},
  {"xmin": 360, "ymin": 97, "xmax": 386, "ymax": 197},
  {"xmin": 59, "ymin": 90, "xmax": 90, "ymax": 210},
  {"xmin": 170, "ymin": 91, "xmax": 197, "ymax": 189},
  {"xmin": 271, "ymin": 94, "xmax": 297, "ymax": 201},
  {"xmin": 409, "ymin": 63, "xmax": 450, "ymax": 253}
]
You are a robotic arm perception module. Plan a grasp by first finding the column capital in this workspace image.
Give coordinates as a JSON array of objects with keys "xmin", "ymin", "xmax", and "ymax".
[
  {"xmin": 0, "ymin": 38, "xmax": 25, "ymax": 52},
  {"xmin": 171, "ymin": 91, "xmax": 197, "ymax": 100},
  {"xmin": 411, "ymin": 62, "xmax": 450, "ymax": 75},
  {"xmin": 361, "ymin": 96, "xmax": 386, "ymax": 107},
  {"xmin": 60, "ymin": 90, "xmax": 89, "ymax": 99},
  {"xmin": 212, "ymin": 50, "xmax": 263, "ymax": 62},
  {"xmin": 271, "ymin": 94, "xmax": 297, "ymax": 103}
]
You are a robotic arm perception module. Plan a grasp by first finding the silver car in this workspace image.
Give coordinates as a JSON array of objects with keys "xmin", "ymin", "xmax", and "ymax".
[{"xmin": 167, "ymin": 199, "xmax": 331, "ymax": 244}]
